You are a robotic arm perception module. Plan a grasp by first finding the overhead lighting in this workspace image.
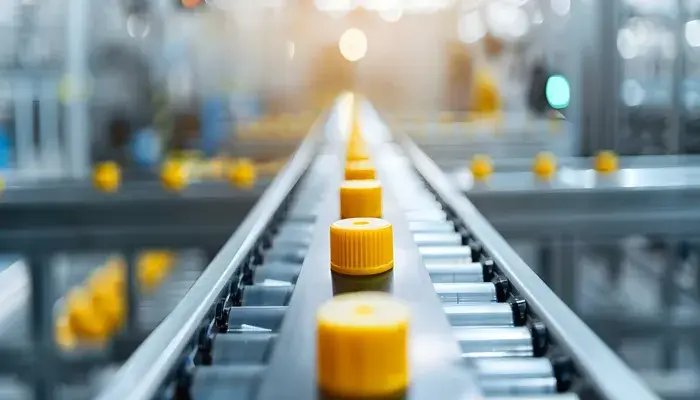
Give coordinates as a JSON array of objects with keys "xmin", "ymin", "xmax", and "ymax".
[{"xmin": 339, "ymin": 28, "xmax": 368, "ymax": 62}]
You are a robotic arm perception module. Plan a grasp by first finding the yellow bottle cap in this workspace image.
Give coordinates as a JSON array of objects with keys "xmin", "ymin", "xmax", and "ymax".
[
  {"xmin": 345, "ymin": 160, "xmax": 376, "ymax": 180},
  {"xmin": 317, "ymin": 292, "xmax": 409, "ymax": 397},
  {"xmin": 470, "ymin": 154, "xmax": 493, "ymax": 181},
  {"xmin": 89, "ymin": 273, "xmax": 125, "ymax": 332},
  {"xmin": 340, "ymin": 180, "xmax": 382, "ymax": 219},
  {"xmin": 55, "ymin": 314, "xmax": 77, "ymax": 350},
  {"xmin": 66, "ymin": 288, "xmax": 109, "ymax": 342},
  {"xmin": 594, "ymin": 150, "xmax": 618, "ymax": 173},
  {"xmin": 93, "ymin": 161, "xmax": 121, "ymax": 193},
  {"xmin": 532, "ymin": 151, "xmax": 557, "ymax": 180},
  {"xmin": 471, "ymin": 71, "xmax": 502, "ymax": 114},
  {"xmin": 161, "ymin": 160, "xmax": 189, "ymax": 191},
  {"xmin": 330, "ymin": 218, "xmax": 393, "ymax": 276},
  {"xmin": 346, "ymin": 139, "xmax": 369, "ymax": 161},
  {"xmin": 226, "ymin": 158, "xmax": 257, "ymax": 189},
  {"xmin": 138, "ymin": 250, "xmax": 174, "ymax": 291}
]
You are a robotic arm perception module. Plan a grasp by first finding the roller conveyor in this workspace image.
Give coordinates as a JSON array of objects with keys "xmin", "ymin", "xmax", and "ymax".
[{"xmin": 96, "ymin": 102, "xmax": 659, "ymax": 400}]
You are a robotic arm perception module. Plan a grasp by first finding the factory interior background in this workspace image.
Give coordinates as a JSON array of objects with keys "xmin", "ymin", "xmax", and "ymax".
[{"xmin": 0, "ymin": 1, "xmax": 697, "ymax": 399}]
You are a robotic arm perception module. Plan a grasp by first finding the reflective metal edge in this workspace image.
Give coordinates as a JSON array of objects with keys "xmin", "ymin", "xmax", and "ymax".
[
  {"xmin": 401, "ymin": 136, "xmax": 660, "ymax": 400},
  {"xmin": 95, "ymin": 116, "xmax": 323, "ymax": 400}
]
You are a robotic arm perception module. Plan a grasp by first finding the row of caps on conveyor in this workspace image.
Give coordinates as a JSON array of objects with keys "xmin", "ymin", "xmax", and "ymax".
[
  {"xmin": 166, "ymin": 158, "xmax": 328, "ymax": 399},
  {"xmin": 389, "ymin": 151, "xmax": 579, "ymax": 400}
]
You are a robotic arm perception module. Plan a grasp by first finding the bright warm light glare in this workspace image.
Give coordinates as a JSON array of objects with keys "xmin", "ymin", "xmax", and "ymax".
[
  {"xmin": 339, "ymin": 28, "xmax": 368, "ymax": 62},
  {"xmin": 458, "ymin": 11, "xmax": 486, "ymax": 43},
  {"xmin": 287, "ymin": 41, "xmax": 295, "ymax": 60},
  {"xmin": 379, "ymin": 8, "xmax": 403, "ymax": 22},
  {"xmin": 685, "ymin": 20, "xmax": 700, "ymax": 47}
]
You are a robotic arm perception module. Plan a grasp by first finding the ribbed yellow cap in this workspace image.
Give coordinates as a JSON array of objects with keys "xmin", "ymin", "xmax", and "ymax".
[
  {"xmin": 161, "ymin": 160, "xmax": 189, "ymax": 191},
  {"xmin": 330, "ymin": 218, "xmax": 393, "ymax": 275},
  {"xmin": 345, "ymin": 160, "xmax": 376, "ymax": 180},
  {"xmin": 470, "ymin": 154, "xmax": 493, "ymax": 181},
  {"xmin": 346, "ymin": 139, "xmax": 370, "ymax": 161},
  {"xmin": 66, "ymin": 288, "xmax": 109, "ymax": 342},
  {"xmin": 317, "ymin": 292, "xmax": 409, "ymax": 397},
  {"xmin": 340, "ymin": 180, "xmax": 382, "ymax": 219},
  {"xmin": 594, "ymin": 150, "xmax": 618, "ymax": 173},
  {"xmin": 93, "ymin": 161, "xmax": 121, "ymax": 193},
  {"xmin": 226, "ymin": 158, "xmax": 257, "ymax": 189},
  {"xmin": 532, "ymin": 151, "xmax": 557, "ymax": 180}
]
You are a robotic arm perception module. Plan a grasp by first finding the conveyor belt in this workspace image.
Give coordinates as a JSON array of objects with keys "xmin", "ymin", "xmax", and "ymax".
[{"xmin": 97, "ymin": 103, "xmax": 659, "ymax": 400}]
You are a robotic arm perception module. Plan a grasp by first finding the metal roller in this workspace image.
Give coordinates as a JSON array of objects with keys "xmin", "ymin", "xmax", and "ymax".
[
  {"xmin": 427, "ymin": 263, "xmax": 484, "ymax": 283},
  {"xmin": 264, "ymin": 246, "xmax": 307, "ymax": 264},
  {"xmin": 190, "ymin": 365, "xmax": 264, "ymax": 400},
  {"xmin": 480, "ymin": 377, "xmax": 557, "ymax": 396},
  {"xmin": 211, "ymin": 333, "xmax": 277, "ymax": 365},
  {"xmin": 455, "ymin": 326, "xmax": 533, "ymax": 358},
  {"xmin": 241, "ymin": 285, "xmax": 294, "ymax": 306},
  {"xmin": 413, "ymin": 232, "xmax": 463, "ymax": 246},
  {"xmin": 227, "ymin": 306, "xmax": 286, "ymax": 333},
  {"xmin": 473, "ymin": 358, "xmax": 554, "ymax": 380},
  {"xmin": 485, "ymin": 395, "xmax": 579, "ymax": 400},
  {"xmin": 434, "ymin": 282, "xmax": 497, "ymax": 304},
  {"xmin": 444, "ymin": 303, "xmax": 513, "ymax": 326},
  {"xmin": 420, "ymin": 246, "xmax": 471, "ymax": 264},
  {"xmin": 252, "ymin": 262, "xmax": 302, "ymax": 284},
  {"xmin": 409, "ymin": 220, "xmax": 455, "ymax": 233},
  {"xmin": 405, "ymin": 209, "xmax": 447, "ymax": 222}
]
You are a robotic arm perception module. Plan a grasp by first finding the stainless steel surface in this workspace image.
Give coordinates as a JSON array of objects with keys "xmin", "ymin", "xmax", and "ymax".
[
  {"xmin": 427, "ymin": 262, "xmax": 484, "ymax": 283},
  {"xmin": 479, "ymin": 377, "xmax": 557, "ymax": 396},
  {"xmin": 409, "ymin": 220, "xmax": 455, "ymax": 233},
  {"xmin": 455, "ymin": 326, "xmax": 533, "ymax": 358},
  {"xmin": 419, "ymin": 246, "xmax": 472, "ymax": 264},
  {"xmin": 434, "ymin": 282, "xmax": 497, "ymax": 304},
  {"xmin": 413, "ymin": 232, "xmax": 463, "ymax": 246},
  {"xmin": 403, "ymin": 136, "xmax": 659, "ymax": 399},
  {"xmin": 448, "ymin": 159, "xmax": 700, "ymax": 237},
  {"xmin": 96, "ymin": 121, "xmax": 320, "ymax": 400},
  {"xmin": 473, "ymin": 358, "xmax": 553, "ymax": 380},
  {"xmin": 210, "ymin": 333, "xmax": 277, "ymax": 365},
  {"xmin": 444, "ymin": 303, "xmax": 513, "ymax": 326}
]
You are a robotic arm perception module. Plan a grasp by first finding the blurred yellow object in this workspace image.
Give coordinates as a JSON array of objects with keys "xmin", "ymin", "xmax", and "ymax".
[
  {"xmin": 532, "ymin": 152, "xmax": 557, "ymax": 180},
  {"xmin": 345, "ymin": 160, "xmax": 376, "ymax": 180},
  {"xmin": 55, "ymin": 314, "xmax": 77, "ymax": 350},
  {"xmin": 92, "ymin": 161, "xmax": 121, "ymax": 193},
  {"xmin": 317, "ymin": 292, "xmax": 409, "ymax": 397},
  {"xmin": 594, "ymin": 150, "xmax": 619, "ymax": 173},
  {"xmin": 471, "ymin": 72, "xmax": 502, "ymax": 114},
  {"xmin": 470, "ymin": 154, "xmax": 493, "ymax": 181},
  {"xmin": 66, "ymin": 288, "xmax": 109, "ymax": 342},
  {"xmin": 226, "ymin": 158, "xmax": 257, "ymax": 189},
  {"xmin": 89, "ymin": 272, "xmax": 125, "ymax": 332},
  {"xmin": 0, "ymin": 176, "xmax": 4, "ymax": 194},
  {"xmin": 346, "ymin": 139, "xmax": 369, "ymax": 161},
  {"xmin": 138, "ymin": 250, "xmax": 175, "ymax": 291},
  {"xmin": 339, "ymin": 180, "xmax": 382, "ymax": 219},
  {"xmin": 330, "ymin": 218, "xmax": 394, "ymax": 276},
  {"xmin": 161, "ymin": 161, "xmax": 189, "ymax": 191}
]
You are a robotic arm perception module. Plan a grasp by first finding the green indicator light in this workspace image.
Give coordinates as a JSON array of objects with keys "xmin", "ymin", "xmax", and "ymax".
[{"xmin": 545, "ymin": 74, "xmax": 570, "ymax": 109}]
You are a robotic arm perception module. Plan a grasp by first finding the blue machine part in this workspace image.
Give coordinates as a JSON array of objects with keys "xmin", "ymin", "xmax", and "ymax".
[{"xmin": 132, "ymin": 127, "xmax": 162, "ymax": 167}]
